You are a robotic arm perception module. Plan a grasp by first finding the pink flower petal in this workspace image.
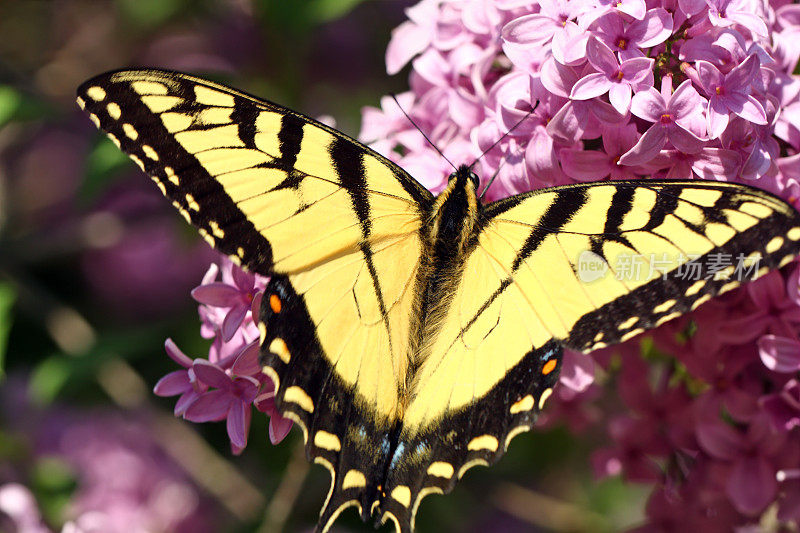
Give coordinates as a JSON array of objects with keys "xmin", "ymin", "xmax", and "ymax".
[
  {"xmin": 153, "ymin": 370, "xmax": 191, "ymax": 397},
  {"xmin": 192, "ymin": 359, "xmax": 233, "ymax": 390},
  {"xmin": 269, "ymin": 414, "xmax": 293, "ymax": 444},
  {"xmin": 608, "ymin": 83, "xmax": 632, "ymax": 114},
  {"xmin": 618, "ymin": 125, "xmax": 666, "ymax": 166},
  {"xmin": 731, "ymin": 94, "xmax": 768, "ymax": 125},
  {"xmin": 192, "ymin": 283, "xmax": 242, "ymax": 307},
  {"xmin": 726, "ymin": 12, "xmax": 769, "ymax": 39},
  {"xmin": 570, "ymin": 73, "xmax": 612, "ymax": 100},
  {"xmin": 386, "ymin": 20, "xmax": 430, "ymax": 75},
  {"xmin": 758, "ymin": 334, "xmax": 800, "ymax": 372},
  {"xmin": 667, "ymin": 124, "xmax": 705, "ymax": 153},
  {"xmin": 726, "ymin": 456, "xmax": 778, "ymax": 515},
  {"xmin": 174, "ymin": 390, "xmax": 201, "ymax": 416},
  {"xmin": 620, "ymin": 57, "xmax": 654, "ymax": 85},
  {"xmin": 586, "ymin": 37, "xmax": 618, "ymax": 76},
  {"xmin": 559, "ymin": 349, "xmax": 596, "ymax": 392},
  {"xmin": 502, "ymin": 14, "xmax": 556, "ymax": 45},
  {"xmin": 634, "ymin": 8, "xmax": 673, "ymax": 48},
  {"xmin": 232, "ymin": 340, "xmax": 261, "ymax": 377},
  {"xmin": 184, "ymin": 390, "xmax": 232, "ymax": 422},
  {"xmin": 255, "ymin": 390, "xmax": 276, "ymax": 415},
  {"xmin": 615, "ymin": 0, "xmax": 646, "ymax": 20},
  {"xmin": 691, "ymin": 148, "xmax": 741, "ymax": 180},
  {"xmin": 678, "ymin": 0, "xmax": 706, "ymax": 15},
  {"xmin": 227, "ymin": 401, "xmax": 250, "ymax": 449},
  {"xmin": 669, "ymin": 80, "xmax": 703, "ymax": 120},
  {"xmin": 726, "ymin": 54, "xmax": 760, "ymax": 90},
  {"xmin": 221, "ymin": 304, "xmax": 248, "ymax": 342},
  {"xmin": 707, "ymin": 104, "xmax": 731, "ymax": 139},
  {"xmin": 630, "ymin": 87, "xmax": 665, "ymax": 122},
  {"xmin": 560, "ymin": 149, "xmax": 612, "ymax": 180},
  {"xmin": 547, "ymin": 101, "xmax": 587, "ymax": 142},
  {"xmin": 164, "ymin": 338, "xmax": 193, "ymax": 368},
  {"xmin": 696, "ymin": 419, "xmax": 743, "ymax": 460}
]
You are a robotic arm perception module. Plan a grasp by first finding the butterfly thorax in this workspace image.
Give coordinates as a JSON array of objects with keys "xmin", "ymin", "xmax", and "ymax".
[{"xmin": 404, "ymin": 165, "xmax": 481, "ymax": 405}]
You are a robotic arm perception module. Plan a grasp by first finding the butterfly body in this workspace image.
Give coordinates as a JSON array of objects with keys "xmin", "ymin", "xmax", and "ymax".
[{"xmin": 77, "ymin": 69, "xmax": 800, "ymax": 533}]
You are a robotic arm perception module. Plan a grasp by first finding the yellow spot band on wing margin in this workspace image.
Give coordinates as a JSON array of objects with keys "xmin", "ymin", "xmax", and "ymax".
[
  {"xmin": 284, "ymin": 386, "xmax": 314, "ymax": 413},
  {"xmin": 467, "ymin": 435, "xmax": 499, "ymax": 452},
  {"xmin": 314, "ymin": 430, "xmax": 341, "ymax": 452},
  {"xmin": 426, "ymin": 462, "xmax": 454, "ymax": 479}
]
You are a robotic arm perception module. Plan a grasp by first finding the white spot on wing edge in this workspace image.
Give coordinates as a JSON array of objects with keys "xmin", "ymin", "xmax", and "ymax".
[
  {"xmin": 142, "ymin": 144, "xmax": 159, "ymax": 161},
  {"xmin": 321, "ymin": 501, "xmax": 362, "ymax": 533},
  {"xmin": 106, "ymin": 102, "xmax": 121, "ymax": 120},
  {"xmin": 86, "ymin": 86, "xmax": 106, "ymax": 101},
  {"xmin": 122, "ymin": 123, "xmax": 138, "ymax": 140},
  {"xmin": 457, "ymin": 458, "xmax": 489, "ymax": 479}
]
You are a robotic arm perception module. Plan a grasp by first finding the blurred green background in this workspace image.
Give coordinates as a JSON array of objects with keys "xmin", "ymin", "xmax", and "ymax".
[{"xmin": 0, "ymin": 1, "xmax": 646, "ymax": 531}]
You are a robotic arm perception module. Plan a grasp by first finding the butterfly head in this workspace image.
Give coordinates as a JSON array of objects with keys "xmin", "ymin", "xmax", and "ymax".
[{"xmin": 449, "ymin": 164, "xmax": 480, "ymax": 191}]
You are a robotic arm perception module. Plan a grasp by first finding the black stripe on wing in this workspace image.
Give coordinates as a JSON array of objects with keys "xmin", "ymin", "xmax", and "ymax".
[{"xmin": 77, "ymin": 73, "xmax": 275, "ymax": 274}]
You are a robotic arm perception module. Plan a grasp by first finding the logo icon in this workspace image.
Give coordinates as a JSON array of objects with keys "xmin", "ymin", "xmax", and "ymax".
[{"xmin": 577, "ymin": 250, "xmax": 608, "ymax": 283}]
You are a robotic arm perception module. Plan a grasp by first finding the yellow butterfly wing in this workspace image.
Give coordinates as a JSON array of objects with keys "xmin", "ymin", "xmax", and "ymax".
[
  {"xmin": 77, "ymin": 69, "xmax": 433, "ymax": 528},
  {"xmin": 376, "ymin": 180, "xmax": 800, "ymax": 531}
]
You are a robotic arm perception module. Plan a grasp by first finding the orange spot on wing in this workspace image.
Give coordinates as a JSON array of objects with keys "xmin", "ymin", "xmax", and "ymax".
[
  {"xmin": 270, "ymin": 294, "xmax": 282, "ymax": 313},
  {"xmin": 542, "ymin": 359, "xmax": 557, "ymax": 376}
]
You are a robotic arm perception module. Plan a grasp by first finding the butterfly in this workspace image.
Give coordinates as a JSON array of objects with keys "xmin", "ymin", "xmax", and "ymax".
[{"xmin": 77, "ymin": 70, "xmax": 800, "ymax": 533}]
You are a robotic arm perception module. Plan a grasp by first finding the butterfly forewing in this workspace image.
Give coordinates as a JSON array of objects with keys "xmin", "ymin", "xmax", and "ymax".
[{"xmin": 481, "ymin": 181, "xmax": 800, "ymax": 351}]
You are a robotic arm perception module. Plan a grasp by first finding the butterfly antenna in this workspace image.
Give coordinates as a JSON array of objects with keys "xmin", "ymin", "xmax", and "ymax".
[
  {"xmin": 391, "ymin": 94, "xmax": 457, "ymax": 172},
  {"xmin": 468, "ymin": 102, "xmax": 538, "ymax": 172},
  {"xmin": 478, "ymin": 157, "xmax": 509, "ymax": 201}
]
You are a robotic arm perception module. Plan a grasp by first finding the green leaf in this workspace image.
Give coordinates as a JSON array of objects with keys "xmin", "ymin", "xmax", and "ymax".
[
  {"xmin": 29, "ymin": 356, "xmax": 71, "ymax": 404},
  {"xmin": 309, "ymin": 0, "xmax": 368, "ymax": 22},
  {"xmin": 0, "ymin": 85, "xmax": 22, "ymax": 127},
  {"xmin": 0, "ymin": 282, "xmax": 16, "ymax": 378}
]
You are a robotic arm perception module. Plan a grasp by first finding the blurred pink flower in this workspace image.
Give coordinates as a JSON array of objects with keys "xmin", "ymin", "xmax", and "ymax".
[
  {"xmin": 760, "ymin": 379, "xmax": 800, "ymax": 431},
  {"xmin": 696, "ymin": 415, "xmax": 784, "ymax": 515}
]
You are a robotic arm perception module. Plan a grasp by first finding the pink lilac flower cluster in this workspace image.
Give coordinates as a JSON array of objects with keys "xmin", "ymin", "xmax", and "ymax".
[
  {"xmin": 154, "ymin": 259, "xmax": 292, "ymax": 453},
  {"xmin": 153, "ymin": 0, "xmax": 800, "ymax": 527},
  {"xmin": 364, "ymin": 0, "xmax": 800, "ymax": 527}
]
